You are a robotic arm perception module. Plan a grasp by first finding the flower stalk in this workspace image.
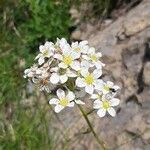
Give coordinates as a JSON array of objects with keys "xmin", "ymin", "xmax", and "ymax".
[{"xmin": 77, "ymin": 104, "xmax": 107, "ymax": 150}]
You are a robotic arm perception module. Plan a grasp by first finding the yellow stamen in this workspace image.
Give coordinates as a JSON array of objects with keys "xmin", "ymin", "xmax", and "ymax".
[
  {"xmin": 103, "ymin": 101, "xmax": 110, "ymax": 109},
  {"xmin": 63, "ymin": 55, "xmax": 73, "ymax": 65},
  {"xmin": 43, "ymin": 50, "xmax": 49, "ymax": 57},
  {"xmin": 103, "ymin": 86, "xmax": 110, "ymax": 91},
  {"xmin": 85, "ymin": 74, "xmax": 94, "ymax": 85},
  {"xmin": 91, "ymin": 55, "xmax": 97, "ymax": 61},
  {"xmin": 59, "ymin": 98, "xmax": 69, "ymax": 107},
  {"xmin": 74, "ymin": 47, "xmax": 81, "ymax": 52},
  {"xmin": 98, "ymin": 94, "xmax": 102, "ymax": 99}
]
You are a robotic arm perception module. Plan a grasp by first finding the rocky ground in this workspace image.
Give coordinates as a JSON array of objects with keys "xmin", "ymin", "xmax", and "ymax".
[
  {"xmin": 22, "ymin": 0, "xmax": 150, "ymax": 149},
  {"xmin": 55, "ymin": 0, "xmax": 150, "ymax": 149}
]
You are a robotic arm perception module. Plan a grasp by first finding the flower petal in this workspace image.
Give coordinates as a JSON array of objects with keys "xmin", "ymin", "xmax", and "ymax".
[
  {"xmin": 75, "ymin": 100, "xmax": 85, "ymax": 105},
  {"xmin": 38, "ymin": 57, "xmax": 45, "ymax": 65},
  {"xmin": 110, "ymin": 98, "xmax": 120, "ymax": 106},
  {"xmin": 56, "ymin": 89, "xmax": 65, "ymax": 99},
  {"xmin": 76, "ymin": 77, "xmax": 86, "ymax": 87},
  {"xmin": 70, "ymin": 61, "xmax": 80, "ymax": 71},
  {"xmin": 97, "ymin": 108, "xmax": 106, "ymax": 117},
  {"xmin": 91, "ymin": 94, "xmax": 98, "ymax": 99},
  {"xmin": 80, "ymin": 69, "xmax": 88, "ymax": 77},
  {"xmin": 60, "ymin": 74, "xmax": 68, "ymax": 84},
  {"xmin": 66, "ymin": 69, "xmax": 77, "ymax": 77},
  {"xmin": 107, "ymin": 107, "xmax": 116, "ymax": 117},
  {"xmin": 54, "ymin": 105, "xmax": 64, "ymax": 113},
  {"xmin": 54, "ymin": 54, "xmax": 63, "ymax": 60},
  {"xmin": 49, "ymin": 98, "xmax": 59, "ymax": 104},
  {"xmin": 50, "ymin": 73, "xmax": 59, "ymax": 84},
  {"xmin": 67, "ymin": 102, "xmax": 75, "ymax": 107},
  {"xmin": 107, "ymin": 81, "xmax": 114, "ymax": 87},
  {"xmin": 70, "ymin": 51, "xmax": 80, "ymax": 59},
  {"xmin": 85, "ymin": 85, "xmax": 94, "ymax": 94},
  {"xmin": 93, "ymin": 69, "xmax": 102, "ymax": 79},
  {"xmin": 58, "ymin": 62, "xmax": 67, "ymax": 69},
  {"xmin": 93, "ymin": 100, "xmax": 103, "ymax": 109},
  {"xmin": 66, "ymin": 91, "xmax": 75, "ymax": 101}
]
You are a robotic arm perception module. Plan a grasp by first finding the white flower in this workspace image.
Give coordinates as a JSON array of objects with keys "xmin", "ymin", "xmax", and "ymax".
[
  {"xmin": 91, "ymin": 90, "xmax": 103, "ymax": 100},
  {"xmin": 82, "ymin": 47, "xmax": 105, "ymax": 69},
  {"xmin": 95, "ymin": 81, "xmax": 120, "ymax": 94},
  {"xmin": 54, "ymin": 49, "xmax": 80, "ymax": 71},
  {"xmin": 23, "ymin": 65, "xmax": 38, "ymax": 78},
  {"xmin": 35, "ymin": 41, "xmax": 55, "ymax": 65},
  {"xmin": 49, "ymin": 89, "xmax": 84, "ymax": 113},
  {"xmin": 50, "ymin": 67, "xmax": 77, "ymax": 84},
  {"xmin": 71, "ymin": 40, "xmax": 89, "ymax": 57},
  {"xmin": 93, "ymin": 95, "xmax": 120, "ymax": 117},
  {"xmin": 76, "ymin": 69, "xmax": 102, "ymax": 94}
]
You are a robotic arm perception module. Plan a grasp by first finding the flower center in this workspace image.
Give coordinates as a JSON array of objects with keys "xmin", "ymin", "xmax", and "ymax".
[
  {"xmin": 74, "ymin": 47, "xmax": 81, "ymax": 52},
  {"xmin": 103, "ymin": 86, "xmax": 110, "ymax": 91},
  {"xmin": 103, "ymin": 101, "xmax": 110, "ymax": 109},
  {"xmin": 41, "ymin": 79, "xmax": 49, "ymax": 85},
  {"xmin": 85, "ymin": 74, "xmax": 94, "ymax": 85},
  {"xmin": 59, "ymin": 98, "xmax": 69, "ymax": 106},
  {"xmin": 98, "ymin": 93, "xmax": 102, "ymax": 99},
  {"xmin": 43, "ymin": 50, "xmax": 49, "ymax": 57},
  {"xmin": 91, "ymin": 55, "xmax": 97, "ymax": 61},
  {"xmin": 63, "ymin": 55, "xmax": 73, "ymax": 65}
]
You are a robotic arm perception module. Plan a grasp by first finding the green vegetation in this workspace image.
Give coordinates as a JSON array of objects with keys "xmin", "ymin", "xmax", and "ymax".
[{"xmin": 0, "ymin": 0, "xmax": 71, "ymax": 149}]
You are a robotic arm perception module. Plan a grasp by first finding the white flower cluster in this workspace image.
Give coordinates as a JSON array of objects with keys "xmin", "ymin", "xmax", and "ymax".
[{"xmin": 24, "ymin": 38, "xmax": 120, "ymax": 117}]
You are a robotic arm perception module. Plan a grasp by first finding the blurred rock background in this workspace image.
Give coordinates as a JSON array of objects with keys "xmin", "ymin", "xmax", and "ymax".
[{"xmin": 0, "ymin": 0, "xmax": 150, "ymax": 149}]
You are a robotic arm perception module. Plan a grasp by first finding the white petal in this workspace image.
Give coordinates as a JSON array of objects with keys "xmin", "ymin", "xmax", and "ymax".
[
  {"xmin": 35, "ymin": 54, "xmax": 41, "ymax": 60},
  {"xmin": 97, "ymin": 52, "xmax": 102, "ymax": 57},
  {"xmin": 110, "ymin": 98, "xmax": 120, "ymax": 106},
  {"xmin": 82, "ymin": 55, "xmax": 89, "ymax": 60},
  {"xmin": 71, "ymin": 51, "xmax": 80, "ymax": 59},
  {"xmin": 93, "ymin": 100, "xmax": 103, "ymax": 109},
  {"xmin": 76, "ymin": 77, "xmax": 86, "ymax": 87},
  {"xmin": 39, "ymin": 45, "xmax": 44, "ymax": 52},
  {"xmin": 95, "ymin": 61, "xmax": 103, "ymax": 69},
  {"xmin": 91, "ymin": 94, "xmax": 98, "ymax": 99},
  {"xmin": 113, "ymin": 85, "xmax": 120, "ymax": 91},
  {"xmin": 94, "ymin": 79, "xmax": 104, "ymax": 90},
  {"xmin": 56, "ymin": 89, "xmax": 65, "ymax": 99},
  {"xmin": 38, "ymin": 57, "xmax": 45, "ymax": 65},
  {"xmin": 54, "ymin": 54, "xmax": 63, "ymax": 60},
  {"xmin": 107, "ymin": 81, "xmax": 114, "ymax": 87},
  {"xmin": 93, "ymin": 69, "xmax": 102, "ymax": 79},
  {"xmin": 81, "ymin": 60, "xmax": 90, "ymax": 68},
  {"xmin": 60, "ymin": 74, "xmax": 68, "ymax": 84},
  {"xmin": 80, "ymin": 69, "xmax": 88, "ymax": 77},
  {"xmin": 66, "ymin": 69, "xmax": 77, "ymax": 77},
  {"xmin": 49, "ymin": 98, "xmax": 59, "ymax": 104},
  {"xmin": 50, "ymin": 73, "xmax": 59, "ymax": 84},
  {"xmin": 58, "ymin": 62, "xmax": 67, "ymax": 69},
  {"xmin": 88, "ymin": 47, "xmax": 95, "ymax": 54},
  {"xmin": 75, "ymin": 100, "xmax": 85, "ymax": 105},
  {"xmin": 70, "ymin": 61, "xmax": 80, "ymax": 71},
  {"xmin": 107, "ymin": 107, "xmax": 116, "ymax": 117},
  {"xmin": 97, "ymin": 108, "xmax": 106, "ymax": 117},
  {"xmin": 85, "ymin": 85, "xmax": 94, "ymax": 94},
  {"xmin": 67, "ymin": 102, "xmax": 75, "ymax": 107},
  {"xmin": 80, "ymin": 40, "xmax": 88, "ymax": 45},
  {"xmin": 54, "ymin": 105, "xmax": 64, "ymax": 113},
  {"xmin": 66, "ymin": 91, "xmax": 75, "ymax": 101}
]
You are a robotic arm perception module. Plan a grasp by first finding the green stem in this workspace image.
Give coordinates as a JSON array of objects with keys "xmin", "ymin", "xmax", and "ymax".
[{"xmin": 77, "ymin": 104, "xmax": 107, "ymax": 150}]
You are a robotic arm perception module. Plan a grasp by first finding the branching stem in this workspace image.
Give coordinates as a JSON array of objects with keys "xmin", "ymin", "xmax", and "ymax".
[{"xmin": 77, "ymin": 104, "xmax": 107, "ymax": 150}]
